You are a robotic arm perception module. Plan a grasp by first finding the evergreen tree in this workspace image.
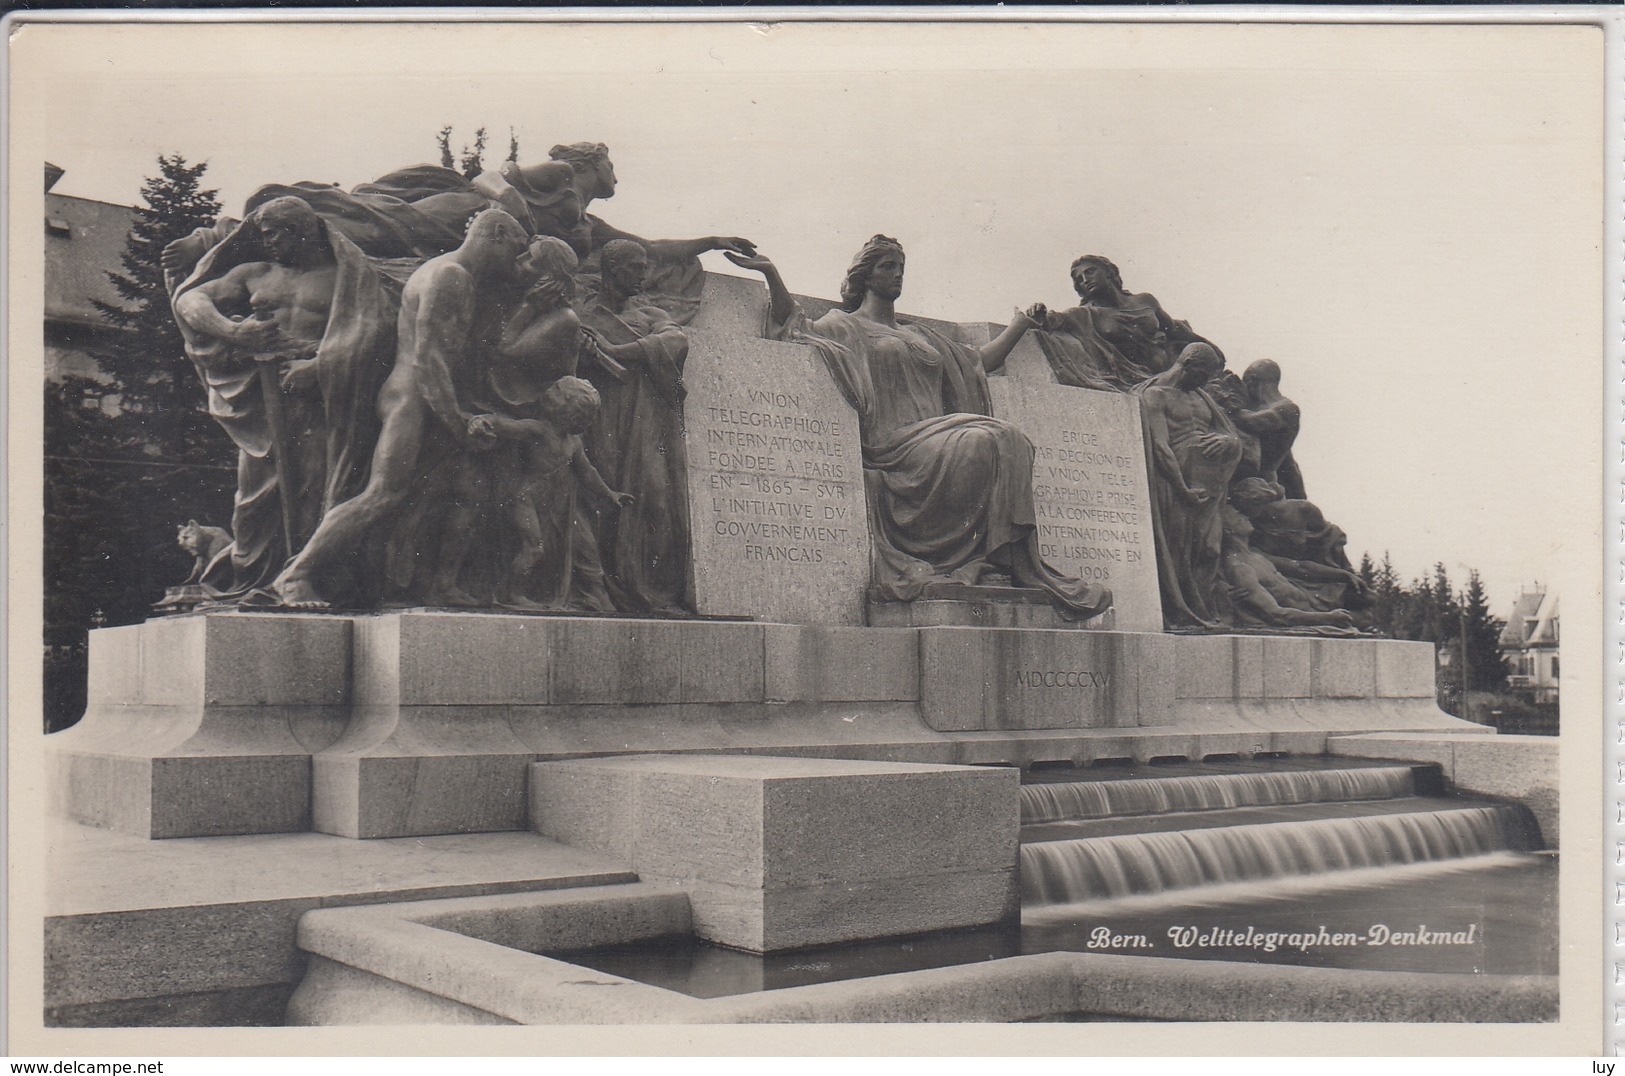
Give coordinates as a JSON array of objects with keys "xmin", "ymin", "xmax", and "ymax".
[
  {"xmin": 44, "ymin": 155, "xmax": 235, "ymax": 731},
  {"xmin": 1369, "ymin": 551, "xmax": 1402, "ymax": 637},
  {"xmin": 437, "ymin": 125, "xmax": 455, "ymax": 170},
  {"xmin": 507, "ymin": 126, "xmax": 520, "ymax": 164},
  {"xmin": 1461, "ymin": 570, "xmax": 1509, "ymax": 694},
  {"xmin": 87, "ymin": 154, "xmax": 226, "ymax": 458}
]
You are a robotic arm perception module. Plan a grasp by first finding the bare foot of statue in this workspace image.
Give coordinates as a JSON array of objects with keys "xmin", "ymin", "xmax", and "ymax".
[{"xmin": 271, "ymin": 572, "xmax": 332, "ymax": 610}]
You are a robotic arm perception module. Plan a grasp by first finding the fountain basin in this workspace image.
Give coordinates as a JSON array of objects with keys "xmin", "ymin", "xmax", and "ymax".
[{"xmin": 286, "ymin": 882, "xmax": 1557, "ymax": 1024}]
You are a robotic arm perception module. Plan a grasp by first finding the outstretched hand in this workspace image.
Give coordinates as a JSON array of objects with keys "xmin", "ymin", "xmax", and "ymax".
[
  {"xmin": 710, "ymin": 237, "xmax": 758, "ymax": 258},
  {"xmin": 723, "ymin": 250, "xmax": 775, "ymax": 275},
  {"xmin": 609, "ymin": 490, "xmax": 635, "ymax": 509},
  {"xmin": 162, "ymin": 234, "xmax": 205, "ymax": 274},
  {"xmin": 1022, "ymin": 302, "xmax": 1049, "ymax": 330}
]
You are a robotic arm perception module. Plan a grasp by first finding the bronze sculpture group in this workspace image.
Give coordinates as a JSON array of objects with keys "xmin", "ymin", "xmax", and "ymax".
[{"xmin": 161, "ymin": 143, "xmax": 1369, "ymax": 633}]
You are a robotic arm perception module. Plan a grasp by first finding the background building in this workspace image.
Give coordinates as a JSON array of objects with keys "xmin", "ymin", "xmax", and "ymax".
[
  {"xmin": 44, "ymin": 161, "xmax": 132, "ymax": 389},
  {"xmin": 1499, "ymin": 587, "xmax": 1560, "ymax": 707}
]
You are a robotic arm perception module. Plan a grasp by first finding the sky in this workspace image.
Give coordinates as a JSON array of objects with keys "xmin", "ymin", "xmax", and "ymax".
[{"xmin": 13, "ymin": 16, "xmax": 1606, "ymax": 617}]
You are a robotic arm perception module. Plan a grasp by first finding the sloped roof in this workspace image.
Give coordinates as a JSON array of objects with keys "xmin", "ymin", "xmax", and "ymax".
[
  {"xmin": 45, "ymin": 192, "xmax": 136, "ymax": 329},
  {"xmin": 1497, "ymin": 589, "xmax": 1544, "ymax": 648},
  {"xmin": 1524, "ymin": 591, "xmax": 1559, "ymax": 648}
]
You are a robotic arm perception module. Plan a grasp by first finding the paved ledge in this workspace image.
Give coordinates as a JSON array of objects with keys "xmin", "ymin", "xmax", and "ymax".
[{"xmin": 45, "ymin": 818, "xmax": 636, "ymax": 1024}]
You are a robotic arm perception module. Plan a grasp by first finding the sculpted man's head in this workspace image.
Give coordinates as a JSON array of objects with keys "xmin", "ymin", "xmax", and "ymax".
[
  {"xmin": 1229, "ymin": 477, "xmax": 1286, "ymax": 517},
  {"xmin": 1069, "ymin": 255, "xmax": 1124, "ymax": 302},
  {"xmin": 464, "ymin": 208, "xmax": 531, "ymax": 268},
  {"xmin": 248, "ymin": 197, "xmax": 323, "ymax": 266},
  {"xmin": 600, "ymin": 238, "xmax": 650, "ymax": 297},
  {"xmin": 840, "ymin": 235, "xmax": 906, "ymax": 312},
  {"xmin": 541, "ymin": 374, "xmax": 601, "ymax": 434},
  {"xmin": 1243, "ymin": 359, "xmax": 1282, "ymax": 392},
  {"xmin": 550, "ymin": 142, "xmax": 616, "ymax": 199},
  {"xmin": 1174, "ymin": 342, "xmax": 1224, "ymax": 388}
]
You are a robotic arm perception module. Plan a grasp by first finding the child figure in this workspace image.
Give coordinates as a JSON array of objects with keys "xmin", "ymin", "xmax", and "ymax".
[{"xmin": 472, "ymin": 376, "xmax": 632, "ymax": 610}]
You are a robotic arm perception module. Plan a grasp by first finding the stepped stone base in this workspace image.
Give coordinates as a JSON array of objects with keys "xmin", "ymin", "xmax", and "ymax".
[{"xmin": 48, "ymin": 611, "xmax": 1482, "ymax": 840}]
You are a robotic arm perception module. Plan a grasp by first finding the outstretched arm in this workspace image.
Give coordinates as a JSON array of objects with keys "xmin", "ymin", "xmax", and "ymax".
[
  {"xmin": 978, "ymin": 306, "xmax": 1042, "ymax": 373},
  {"xmin": 583, "ymin": 217, "xmax": 755, "ymax": 263},
  {"xmin": 1233, "ymin": 399, "xmax": 1300, "ymax": 435},
  {"xmin": 570, "ymin": 442, "xmax": 632, "ymax": 506},
  {"xmin": 723, "ymin": 251, "xmax": 795, "ymax": 329},
  {"xmin": 174, "ymin": 265, "xmax": 280, "ymax": 351}
]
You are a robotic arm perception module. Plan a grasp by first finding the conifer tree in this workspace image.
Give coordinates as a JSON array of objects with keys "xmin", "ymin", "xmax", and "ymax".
[{"xmin": 1461, "ymin": 570, "xmax": 1509, "ymax": 694}]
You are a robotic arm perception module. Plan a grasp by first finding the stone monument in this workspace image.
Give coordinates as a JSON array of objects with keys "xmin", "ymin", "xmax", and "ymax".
[{"xmin": 42, "ymin": 147, "xmax": 1503, "ymax": 1030}]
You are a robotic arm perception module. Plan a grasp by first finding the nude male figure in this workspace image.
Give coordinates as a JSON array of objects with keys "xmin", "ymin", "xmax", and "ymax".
[
  {"xmin": 173, "ymin": 198, "xmax": 335, "ymax": 386},
  {"xmin": 1234, "ymin": 359, "xmax": 1306, "ymax": 500},
  {"xmin": 170, "ymin": 197, "xmax": 340, "ymax": 593},
  {"xmin": 272, "ymin": 208, "xmax": 538, "ymax": 607}
]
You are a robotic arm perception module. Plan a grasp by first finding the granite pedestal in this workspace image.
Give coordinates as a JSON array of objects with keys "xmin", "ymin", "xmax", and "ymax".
[{"xmin": 529, "ymin": 754, "xmax": 1020, "ymax": 951}]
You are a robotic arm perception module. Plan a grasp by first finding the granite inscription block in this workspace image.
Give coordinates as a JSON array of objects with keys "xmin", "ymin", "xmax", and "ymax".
[
  {"xmin": 682, "ymin": 326, "xmax": 871, "ymax": 624},
  {"xmin": 988, "ymin": 378, "xmax": 1161, "ymax": 632}
]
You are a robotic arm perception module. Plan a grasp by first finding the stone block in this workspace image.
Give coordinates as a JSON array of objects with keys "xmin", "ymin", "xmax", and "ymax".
[
  {"xmin": 1262, "ymin": 636, "xmax": 1314, "ymax": 698},
  {"xmin": 987, "ymin": 378, "xmax": 1160, "ymax": 633},
  {"xmin": 315, "ymin": 752, "xmax": 531, "ymax": 840},
  {"xmin": 87, "ymin": 613, "xmax": 349, "ymax": 709},
  {"xmin": 354, "ymin": 613, "xmax": 551, "ymax": 707},
  {"xmin": 529, "ymin": 754, "xmax": 1019, "ymax": 951},
  {"xmin": 676, "ymin": 620, "xmax": 766, "ymax": 704},
  {"xmin": 1374, "ymin": 639, "xmax": 1438, "ymax": 698},
  {"xmin": 689, "ymin": 271, "xmax": 768, "ymax": 337},
  {"xmin": 86, "ymin": 619, "xmax": 204, "ymax": 708},
  {"xmin": 994, "ymin": 333, "xmax": 1058, "ymax": 385},
  {"xmin": 1233, "ymin": 636, "xmax": 1267, "ymax": 698},
  {"xmin": 682, "ymin": 327, "xmax": 871, "ymax": 625},
  {"xmin": 1175, "ymin": 635, "xmax": 1236, "ymax": 699},
  {"xmin": 1314, "ymin": 638, "xmax": 1376, "ymax": 698},
  {"xmin": 1451, "ymin": 735, "xmax": 1558, "ymax": 847},
  {"xmin": 762, "ymin": 625, "xmax": 918, "ymax": 703},
  {"xmin": 547, "ymin": 618, "xmax": 684, "ymax": 705},
  {"xmin": 46, "ymin": 898, "xmax": 316, "ymax": 1009},
  {"xmin": 201, "ymin": 615, "xmax": 351, "ymax": 706},
  {"xmin": 50, "ymin": 614, "xmax": 352, "ymax": 838},
  {"xmin": 918, "ymin": 628, "xmax": 1140, "ymax": 732},
  {"xmin": 1125, "ymin": 632, "xmax": 1177, "ymax": 726},
  {"xmin": 527, "ymin": 763, "xmax": 642, "ymax": 861}
]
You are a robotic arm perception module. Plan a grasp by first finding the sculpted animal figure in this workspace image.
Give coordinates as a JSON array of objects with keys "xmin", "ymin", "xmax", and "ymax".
[{"xmin": 177, "ymin": 520, "xmax": 232, "ymax": 585}]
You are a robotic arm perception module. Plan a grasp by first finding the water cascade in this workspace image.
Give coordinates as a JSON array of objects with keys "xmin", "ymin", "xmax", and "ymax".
[
  {"xmin": 1021, "ymin": 804, "xmax": 1534, "ymax": 905},
  {"xmin": 1019, "ymin": 765, "xmax": 1417, "ymax": 823}
]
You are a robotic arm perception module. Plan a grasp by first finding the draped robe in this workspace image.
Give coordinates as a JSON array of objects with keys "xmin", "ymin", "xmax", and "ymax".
[
  {"xmin": 169, "ymin": 220, "xmax": 397, "ymax": 600},
  {"xmin": 580, "ymin": 299, "xmax": 693, "ymax": 614},
  {"xmin": 774, "ymin": 306, "xmax": 1110, "ymax": 618},
  {"xmin": 1136, "ymin": 378, "xmax": 1245, "ymax": 628},
  {"xmin": 1035, "ymin": 292, "xmax": 1208, "ymax": 392}
]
